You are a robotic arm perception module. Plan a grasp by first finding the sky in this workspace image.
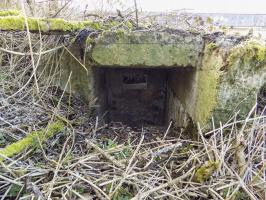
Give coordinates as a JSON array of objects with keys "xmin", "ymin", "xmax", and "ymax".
[
  {"xmin": 72, "ymin": 0, "xmax": 266, "ymax": 14},
  {"xmin": 138, "ymin": 0, "xmax": 266, "ymax": 13}
]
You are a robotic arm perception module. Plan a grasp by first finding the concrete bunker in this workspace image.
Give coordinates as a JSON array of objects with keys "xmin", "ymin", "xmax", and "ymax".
[
  {"xmin": 56, "ymin": 30, "xmax": 266, "ymax": 129},
  {"xmin": 93, "ymin": 67, "xmax": 196, "ymax": 127},
  {"xmin": 0, "ymin": 14, "xmax": 266, "ymax": 131}
]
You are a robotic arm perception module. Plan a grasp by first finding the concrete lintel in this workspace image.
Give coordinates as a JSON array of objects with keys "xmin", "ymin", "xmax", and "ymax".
[{"xmin": 91, "ymin": 31, "xmax": 204, "ymax": 68}]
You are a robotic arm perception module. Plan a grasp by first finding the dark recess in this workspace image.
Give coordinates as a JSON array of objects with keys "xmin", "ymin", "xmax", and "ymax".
[{"xmin": 93, "ymin": 67, "xmax": 193, "ymax": 127}]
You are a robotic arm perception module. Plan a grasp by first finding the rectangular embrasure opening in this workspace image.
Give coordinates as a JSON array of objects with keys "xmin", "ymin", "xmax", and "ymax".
[{"xmin": 93, "ymin": 67, "xmax": 195, "ymax": 127}]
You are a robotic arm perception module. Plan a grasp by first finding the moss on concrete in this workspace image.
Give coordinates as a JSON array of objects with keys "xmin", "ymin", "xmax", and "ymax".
[
  {"xmin": 212, "ymin": 39, "xmax": 266, "ymax": 123},
  {"xmin": 27, "ymin": 18, "xmax": 49, "ymax": 31},
  {"xmin": 0, "ymin": 16, "xmax": 93, "ymax": 32},
  {"xmin": 0, "ymin": 121, "xmax": 64, "ymax": 161},
  {"xmin": 0, "ymin": 14, "xmax": 134, "ymax": 33},
  {"xmin": 194, "ymin": 46, "xmax": 223, "ymax": 125},
  {"xmin": 228, "ymin": 39, "xmax": 266, "ymax": 66},
  {"xmin": 0, "ymin": 16, "xmax": 25, "ymax": 30},
  {"xmin": 89, "ymin": 20, "xmax": 133, "ymax": 31},
  {"xmin": 46, "ymin": 18, "xmax": 88, "ymax": 31},
  {"xmin": 92, "ymin": 31, "xmax": 203, "ymax": 67},
  {"xmin": 55, "ymin": 44, "xmax": 94, "ymax": 104},
  {"xmin": 193, "ymin": 39, "xmax": 266, "ymax": 126}
]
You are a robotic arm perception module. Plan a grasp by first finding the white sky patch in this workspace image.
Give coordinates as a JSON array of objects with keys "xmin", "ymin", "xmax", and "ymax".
[
  {"xmin": 138, "ymin": 0, "xmax": 266, "ymax": 13},
  {"xmin": 72, "ymin": 0, "xmax": 266, "ymax": 14}
]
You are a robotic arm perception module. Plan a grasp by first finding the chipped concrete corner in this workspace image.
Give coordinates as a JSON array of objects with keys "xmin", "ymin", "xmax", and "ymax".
[{"xmin": 53, "ymin": 30, "xmax": 266, "ymax": 129}]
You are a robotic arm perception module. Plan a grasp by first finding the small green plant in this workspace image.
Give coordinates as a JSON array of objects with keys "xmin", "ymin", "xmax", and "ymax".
[
  {"xmin": 206, "ymin": 16, "xmax": 213, "ymax": 24},
  {"xmin": 103, "ymin": 139, "xmax": 132, "ymax": 160},
  {"xmin": 222, "ymin": 188, "xmax": 249, "ymax": 200},
  {"xmin": 106, "ymin": 138, "xmax": 117, "ymax": 149},
  {"xmin": 7, "ymin": 184, "xmax": 23, "ymax": 197},
  {"xmin": 63, "ymin": 152, "xmax": 74, "ymax": 164},
  {"xmin": 234, "ymin": 190, "xmax": 249, "ymax": 200},
  {"xmin": 106, "ymin": 183, "xmax": 133, "ymax": 200},
  {"xmin": 75, "ymin": 186, "xmax": 86, "ymax": 194},
  {"xmin": 0, "ymin": 132, "xmax": 6, "ymax": 145},
  {"xmin": 207, "ymin": 43, "xmax": 218, "ymax": 51}
]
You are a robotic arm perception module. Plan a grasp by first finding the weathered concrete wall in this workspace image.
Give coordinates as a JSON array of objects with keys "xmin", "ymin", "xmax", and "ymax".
[
  {"xmin": 167, "ymin": 68, "xmax": 197, "ymax": 127},
  {"xmin": 193, "ymin": 43, "xmax": 225, "ymax": 125},
  {"xmin": 49, "ymin": 44, "xmax": 94, "ymax": 105}
]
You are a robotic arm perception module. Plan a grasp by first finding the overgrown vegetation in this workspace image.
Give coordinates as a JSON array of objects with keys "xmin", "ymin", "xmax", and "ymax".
[{"xmin": 0, "ymin": 1, "xmax": 265, "ymax": 200}]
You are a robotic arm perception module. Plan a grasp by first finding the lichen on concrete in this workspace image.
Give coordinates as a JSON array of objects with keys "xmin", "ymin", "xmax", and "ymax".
[{"xmin": 206, "ymin": 42, "xmax": 218, "ymax": 52}]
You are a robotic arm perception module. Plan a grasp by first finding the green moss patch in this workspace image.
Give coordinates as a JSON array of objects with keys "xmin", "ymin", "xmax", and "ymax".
[
  {"xmin": 7, "ymin": 184, "xmax": 23, "ymax": 197},
  {"xmin": 0, "ymin": 121, "xmax": 64, "ymax": 161},
  {"xmin": 206, "ymin": 42, "xmax": 218, "ymax": 51},
  {"xmin": 0, "ymin": 16, "xmax": 93, "ymax": 32},
  {"xmin": 0, "ymin": 15, "xmax": 134, "ymax": 33},
  {"xmin": 194, "ymin": 161, "xmax": 219, "ymax": 183},
  {"xmin": 0, "ymin": 16, "xmax": 25, "ymax": 30},
  {"xmin": 228, "ymin": 40, "xmax": 266, "ymax": 67},
  {"xmin": 46, "ymin": 18, "xmax": 87, "ymax": 31}
]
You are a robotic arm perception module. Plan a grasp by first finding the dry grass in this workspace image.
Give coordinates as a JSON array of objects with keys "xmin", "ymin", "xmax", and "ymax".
[
  {"xmin": 0, "ymin": 98, "xmax": 265, "ymax": 199},
  {"xmin": 0, "ymin": 3, "xmax": 265, "ymax": 200}
]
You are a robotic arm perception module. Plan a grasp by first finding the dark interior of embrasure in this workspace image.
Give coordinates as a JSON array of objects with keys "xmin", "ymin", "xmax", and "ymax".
[{"xmin": 93, "ymin": 67, "xmax": 195, "ymax": 127}]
